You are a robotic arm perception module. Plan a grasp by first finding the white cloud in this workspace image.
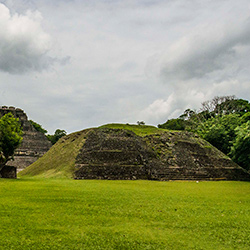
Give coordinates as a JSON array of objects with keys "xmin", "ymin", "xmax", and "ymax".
[
  {"xmin": 0, "ymin": 3, "xmax": 53, "ymax": 74},
  {"xmin": 140, "ymin": 1, "xmax": 250, "ymax": 125},
  {"xmin": 159, "ymin": 15, "xmax": 250, "ymax": 81},
  {"xmin": 140, "ymin": 89, "xmax": 207, "ymax": 124}
]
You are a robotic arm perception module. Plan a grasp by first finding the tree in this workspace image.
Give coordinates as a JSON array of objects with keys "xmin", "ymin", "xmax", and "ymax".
[
  {"xmin": 214, "ymin": 98, "xmax": 250, "ymax": 116},
  {"xmin": 47, "ymin": 129, "xmax": 67, "ymax": 145},
  {"xmin": 200, "ymin": 95, "xmax": 236, "ymax": 114},
  {"xmin": 179, "ymin": 109, "xmax": 195, "ymax": 120},
  {"xmin": 137, "ymin": 121, "xmax": 145, "ymax": 126},
  {"xmin": 230, "ymin": 121, "xmax": 250, "ymax": 171},
  {"xmin": 194, "ymin": 114, "xmax": 241, "ymax": 155},
  {"xmin": 240, "ymin": 112, "xmax": 250, "ymax": 124},
  {"xmin": 0, "ymin": 113, "xmax": 23, "ymax": 168}
]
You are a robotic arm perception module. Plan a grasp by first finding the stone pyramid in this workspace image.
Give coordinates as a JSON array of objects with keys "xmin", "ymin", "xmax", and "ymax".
[{"xmin": 74, "ymin": 128, "xmax": 250, "ymax": 181}]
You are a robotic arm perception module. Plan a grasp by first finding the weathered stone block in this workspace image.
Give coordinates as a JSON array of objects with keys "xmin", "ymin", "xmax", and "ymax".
[{"xmin": 0, "ymin": 165, "xmax": 17, "ymax": 179}]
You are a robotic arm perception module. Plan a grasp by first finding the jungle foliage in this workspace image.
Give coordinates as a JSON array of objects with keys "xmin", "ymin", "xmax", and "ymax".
[
  {"xmin": 0, "ymin": 113, "xmax": 23, "ymax": 166},
  {"xmin": 47, "ymin": 129, "xmax": 67, "ymax": 145}
]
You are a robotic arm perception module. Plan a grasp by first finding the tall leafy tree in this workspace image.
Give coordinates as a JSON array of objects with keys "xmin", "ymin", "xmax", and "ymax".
[
  {"xmin": 47, "ymin": 129, "xmax": 67, "ymax": 145},
  {"xmin": 230, "ymin": 121, "xmax": 250, "ymax": 171},
  {"xmin": 214, "ymin": 99, "xmax": 250, "ymax": 116},
  {"xmin": 0, "ymin": 113, "xmax": 23, "ymax": 168},
  {"xmin": 195, "ymin": 114, "xmax": 241, "ymax": 155}
]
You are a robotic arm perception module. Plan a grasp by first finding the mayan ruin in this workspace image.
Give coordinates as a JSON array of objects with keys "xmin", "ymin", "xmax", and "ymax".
[{"xmin": 0, "ymin": 106, "xmax": 52, "ymax": 172}]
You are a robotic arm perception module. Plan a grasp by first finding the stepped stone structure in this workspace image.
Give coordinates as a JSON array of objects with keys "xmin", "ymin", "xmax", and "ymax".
[
  {"xmin": 0, "ymin": 106, "xmax": 52, "ymax": 173},
  {"xmin": 74, "ymin": 128, "xmax": 250, "ymax": 181},
  {"xmin": 75, "ymin": 129, "xmax": 152, "ymax": 180}
]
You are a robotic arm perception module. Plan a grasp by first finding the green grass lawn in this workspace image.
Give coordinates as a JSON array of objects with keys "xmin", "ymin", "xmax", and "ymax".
[{"xmin": 0, "ymin": 178, "xmax": 250, "ymax": 249}]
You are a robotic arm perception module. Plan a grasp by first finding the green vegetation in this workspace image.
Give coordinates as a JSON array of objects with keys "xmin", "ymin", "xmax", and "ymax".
[
  {"xmin": 47, "ymin": 129, "xmax": 67, "ymax": 145},
  {"xmin": 230, "ymin": 121, "xmax": 250, "ymax": 171},
  {"xmin": 0, "ymin": 113, "xmax": 23, "ymax": 166},
  {"xmin": 99, "ymin": 123, "xmax": 165, "ymax": 136},
  {"xmin": 195, "ymin": 114, "xmax": 241, "ymax": 155},
  {"xmin": 158, "ymin": 118, "xmax": 186, "ymax": 130},
  {"xmin": 0, "ymin": 178, "xmax": 250, "ymax": 250},
  {"xmin": 19, "ymin": 130, "xmax": 89, "ymax": 178}
]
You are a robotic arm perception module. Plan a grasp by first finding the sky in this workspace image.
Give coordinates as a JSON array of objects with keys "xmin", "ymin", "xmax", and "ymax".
[{"xmin": 0, "ymin": 0, "xmax": 250, "ymax": 134}]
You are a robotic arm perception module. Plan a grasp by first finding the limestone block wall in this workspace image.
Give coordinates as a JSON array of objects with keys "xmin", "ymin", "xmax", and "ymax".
[{"xmin": 0, "ymin": 165, "xmax": 16, "ymax": 178}]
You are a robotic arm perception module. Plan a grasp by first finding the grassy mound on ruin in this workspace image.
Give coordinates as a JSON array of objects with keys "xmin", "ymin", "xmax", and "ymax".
[
  {"xmin": 19, "ymin": 123, "xmax": 250, "ymax": 181},
  {"xmin": 19, "ymin": 129, "xmax": 91, "ymax": 178}
]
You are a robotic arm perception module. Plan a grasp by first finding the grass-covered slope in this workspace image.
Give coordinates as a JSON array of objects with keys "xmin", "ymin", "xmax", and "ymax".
[{"xmin": 19, "ymin": 129, "xmax": 91, "ymax": 178}]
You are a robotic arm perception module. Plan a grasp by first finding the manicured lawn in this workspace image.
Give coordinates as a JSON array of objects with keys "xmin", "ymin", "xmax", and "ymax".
[{"xmin": 0, "ymin": 178, "xmax": 249, "ymax": 249}]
